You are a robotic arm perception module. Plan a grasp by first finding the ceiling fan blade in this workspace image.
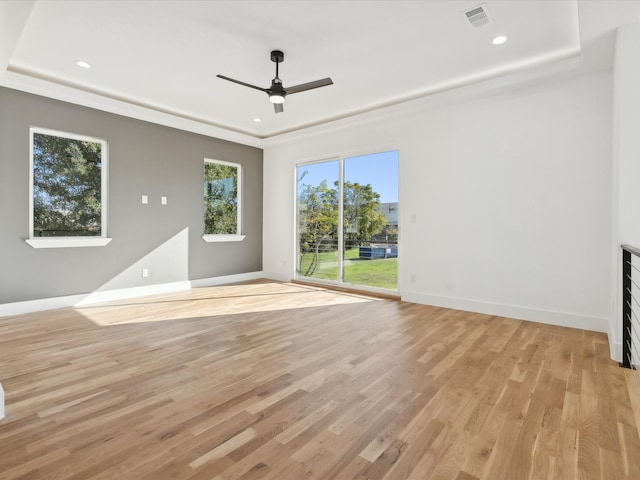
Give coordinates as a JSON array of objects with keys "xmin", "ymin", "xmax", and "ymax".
[
  {"xmin": 286, "ymin": 78, "xmax": 333, "ymax": 95},
  {"xmin": 216, "ymin": 75, "xmax": 267, "ymax": 92},
  {"xmin": 274, "ymin": 103, "xmax": 284, "ymax": 114}
]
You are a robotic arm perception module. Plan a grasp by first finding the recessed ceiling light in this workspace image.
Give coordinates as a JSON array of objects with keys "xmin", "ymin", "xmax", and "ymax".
[
  {"xmin": 492, "ymin": 35, "xmax": 507, "ymax": 45},
  {"xmin": 253, "ymin": 118, "xmax": 262, "ymax": 123},
  {"xmin": 76, "ymin": 60, "xmax": 91, "ymax": 69}
]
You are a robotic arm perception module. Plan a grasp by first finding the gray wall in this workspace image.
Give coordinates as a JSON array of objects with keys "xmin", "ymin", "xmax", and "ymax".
[{"xmin": 0, "ymin": 87, "xmax": 263, "ymax": 303}]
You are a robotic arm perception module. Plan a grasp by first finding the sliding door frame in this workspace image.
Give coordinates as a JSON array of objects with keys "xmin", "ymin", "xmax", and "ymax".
[{"xmin": 294, "ymin": 148, "xmax": 400, "ymax": 295}]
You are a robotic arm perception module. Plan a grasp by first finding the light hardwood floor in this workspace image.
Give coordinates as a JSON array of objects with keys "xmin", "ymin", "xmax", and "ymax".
[{"xmin": 0, "ymin": 280, "xmax": 639, "ymax": 479}]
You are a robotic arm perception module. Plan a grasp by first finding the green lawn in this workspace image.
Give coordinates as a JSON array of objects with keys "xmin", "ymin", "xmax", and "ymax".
[{"xmin": 298, "ymin": 248, "xmax": 397, "ymax": 290}]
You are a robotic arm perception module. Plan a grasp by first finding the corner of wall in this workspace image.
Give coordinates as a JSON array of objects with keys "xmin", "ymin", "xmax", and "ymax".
[
  {"xmin": 402, "ymin": 291, "xmax": 609, "ymax": 334},
  {"xmin": 262, "ymin": 271, "xmax": 292, "ymax": 283},
  {"xmin": 611, "ymin": 22, "xmax": 640, "ymax": 362},
  {"xmin": 608, "ymin": 313, "xmax": 622, "ymax": 362}
]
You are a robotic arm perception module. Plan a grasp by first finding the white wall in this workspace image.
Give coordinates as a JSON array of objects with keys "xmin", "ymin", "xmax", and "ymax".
[
  {"xmin": 611, "ymin": 22, "xmax": 640, "ymax": 360},
  {"xmin": 264, "ymin": 69, "xmax": 613, "ymax": 333}
]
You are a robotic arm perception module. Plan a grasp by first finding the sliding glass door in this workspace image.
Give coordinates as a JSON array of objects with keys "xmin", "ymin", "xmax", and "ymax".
[
  {"xmin": 296, "ymin": 151, "xmax": 398, "ymax": 291},
  {"xmin": 343, "ymin": 151, "xmax": 398, "ymax": 289},
  {"xmin": 296, "ymin": 160, "xmax": 340, "ymax": 282}
]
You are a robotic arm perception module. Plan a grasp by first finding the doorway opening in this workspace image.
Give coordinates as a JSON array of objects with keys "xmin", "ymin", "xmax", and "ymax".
[{"xmin": 295, "ymin": 150, "xmax": 399, "ymax": 292}]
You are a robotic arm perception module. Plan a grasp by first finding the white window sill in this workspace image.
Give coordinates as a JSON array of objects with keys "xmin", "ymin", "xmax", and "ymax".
[
  {"xmin": 202, "ymin": 234, "xmax": 246, "ymax": 243},
  {"xmin": 26, "ymin": 237, "xmax": 113, "ymax": 249}
]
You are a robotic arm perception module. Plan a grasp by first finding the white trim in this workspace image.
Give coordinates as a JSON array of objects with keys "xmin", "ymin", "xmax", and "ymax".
[
  {"xmin": 610, "ymin": 339, "xmax": 622, "ymax": 363},
  {"xmin": 263, "ymin": 49, "xmax": 582, "ymax": 146},
  {"xmin": 29, "ymin": 127, "xmax": 109, "ymax": 244},
  {"xmin": 78, "ymin": 281, "xmax": 192, "ymax": 305},
  {"xmin": 29, "ymin": 129, "xmax": 34, "ymax": 237},
  {"xmin": 608, "ymin": 313, "xmax": 622, "ymax": 362},
  {"xmin": 202, "ymin": 234, "xmax": 246, "ymax": 243},
  {"xmin": 2, "ymin": 45, "xmax": 581, "ymax": 146},
  {"xmin": 0, "ymin": 272, "xmax": 264, "ymax": 318},
  {"xmin": 293, "ymin": 150, "xmax": 400, "ymax": 292},
  {"xmin": 204, "ymin": 158, "xmax": 242, "ymax": 236},
  {"xmin": 26, "ymin": 237, "xmax": 113, "ymax": 248},
  {"xmin": 401, "ymin": 291, "xmax": 608, "ymax": 333},
  {"xmin": 0, "ymin": 281, "xmax": 190, "ymax": 317},
  {"xmin": 189, "ymin": 271, "xmax": 263, "ymax": 288},
  {"xmin": 0, "ymin": 71, "xmax": 263, "ymax": 148},
  {"xmin": 262, "ymin": 271, "xmax": 292, "ymax": 283}
]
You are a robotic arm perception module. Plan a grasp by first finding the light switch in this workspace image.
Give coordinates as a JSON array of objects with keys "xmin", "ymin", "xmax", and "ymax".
[
  {"xmin": 142, "ymin": 195, "xmax": 148, "ymax": 204},
  {"xmin": 161, "ymin": 196, "xmax": 167, "ymax": 205}
]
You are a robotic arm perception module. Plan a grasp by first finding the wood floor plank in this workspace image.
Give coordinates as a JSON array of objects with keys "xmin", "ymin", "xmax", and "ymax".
[{"xmin": 0, "ymin": 280, "xmax": 639, "ymax": 479}]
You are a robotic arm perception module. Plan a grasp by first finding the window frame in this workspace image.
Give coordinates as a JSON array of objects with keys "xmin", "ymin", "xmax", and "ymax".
[
  {"xmin": 294, "ymin": 149, "xmax": 399, "ymax": 293},
  {"xmin": 26, "ymin": 127, "xmax": 111, "ymax": 249},
  {"xmin": 202, "ymin": 158, "xmax": 245, "ymax": 243}
]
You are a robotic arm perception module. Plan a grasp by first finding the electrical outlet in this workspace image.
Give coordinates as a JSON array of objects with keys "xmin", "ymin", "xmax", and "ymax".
[
  {"xmin": 142, "ymin": 268, "xmax": 149, "ymax": 278},
  {"xmin": 142, "ymin": 195, "xmax": 148, "ymax": 204},
  {"xmin": 161, "ymin": 196, "xmax": 167, "ymax": 205}
]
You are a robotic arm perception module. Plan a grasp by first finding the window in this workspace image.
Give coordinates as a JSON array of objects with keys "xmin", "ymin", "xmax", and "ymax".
[
  {"xmin": 203, "ymin": 159, "xmax": 244, "ymax": 242},
  {"xmin": 296, "ymin": 150, "xmax": 399, "ymax": 291},
  {"xmin": 27, "ymin": 127, "xmax": 110, "ymax": 248}
]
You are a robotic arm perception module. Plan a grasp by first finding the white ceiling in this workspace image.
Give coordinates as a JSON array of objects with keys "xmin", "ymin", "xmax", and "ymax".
[{"xmin": 1, "ymin": 1, "xmax": 640, "ymax": 141}]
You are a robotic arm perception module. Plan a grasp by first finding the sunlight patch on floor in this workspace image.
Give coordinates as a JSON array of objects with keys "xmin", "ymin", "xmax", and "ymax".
[{"xmin": 76, "ymin": 282, "xmax": 378, "ymax": 326}]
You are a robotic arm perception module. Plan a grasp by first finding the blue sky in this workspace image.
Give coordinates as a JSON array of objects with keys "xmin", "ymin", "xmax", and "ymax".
[{"xmin": 296, "ymin": 150, "xmax": 398, "ymax": 203}]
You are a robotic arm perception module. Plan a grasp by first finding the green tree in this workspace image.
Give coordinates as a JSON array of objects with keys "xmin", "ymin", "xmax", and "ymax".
[
  {"xmin": 204, "ymin": 162, "xmax": 238, "ymax": 234},
  {"xmin": 33, "ymin": 133, "xmax": 102, "ymax": 236},
  {"xmin": 297, "ymin": 179, "xmax": 386, "ymax": 276},
  {"xmin": 343, "ymin": 181, "xmax": 386, "ymax": 249},
  {"xmin": 297, "ymin": 180, "xmax": 339, "ymax": 276}
]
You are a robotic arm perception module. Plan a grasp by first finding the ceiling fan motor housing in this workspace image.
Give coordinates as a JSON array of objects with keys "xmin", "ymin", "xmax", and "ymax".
[
  {"xmin": 269, "ymin": 81, "xmax": 286, "ymax": 96},
  {"xmin": 270, "ymin": 50, "xmax": 284, "ymax": 63}
]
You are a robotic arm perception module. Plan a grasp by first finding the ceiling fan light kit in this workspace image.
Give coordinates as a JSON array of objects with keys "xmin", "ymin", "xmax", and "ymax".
[
  {"xmin": 269, "ymin": 94, "xmax": 285, "ymax": 104},
  {"xmin": 217, "ymin": 50, "xmax": 333, "ymax": 113}
]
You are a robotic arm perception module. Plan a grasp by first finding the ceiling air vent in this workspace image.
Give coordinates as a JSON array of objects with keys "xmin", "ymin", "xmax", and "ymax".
[{"xmin": 463, "ymin": 3, "xmax": 492, "ymax": 29}]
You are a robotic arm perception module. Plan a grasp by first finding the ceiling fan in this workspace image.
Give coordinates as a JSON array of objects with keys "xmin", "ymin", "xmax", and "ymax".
[{"xmin": 217, "ymin": 50, "xmax": 333, "ymax": 113}]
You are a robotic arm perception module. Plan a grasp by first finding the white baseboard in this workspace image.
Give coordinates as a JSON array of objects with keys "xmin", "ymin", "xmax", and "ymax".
[
  {"xmin": 261, "ymin": 271, "xmax": 292, "ymax": 283},
  {"xmin": 77, "ymin": 281, "xmax": 193, "ymax": 306},
  {"xmin": 610, "ymin": 340, "xmax": 623, "ymax": 363},
  {"xmin": 190, "ymin": 271, "xmax": 264, "ymax": 288},
  {"xmin": 401, "ymin": 291, "xmax": 608, "ymax": 333},
  {"xmin": 608, "ymin": 315, "xmax": 622, "ymax": 363},
  {"xmin": 0, "ymin": 272, "xmax": 264, "ymax": 318}
]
